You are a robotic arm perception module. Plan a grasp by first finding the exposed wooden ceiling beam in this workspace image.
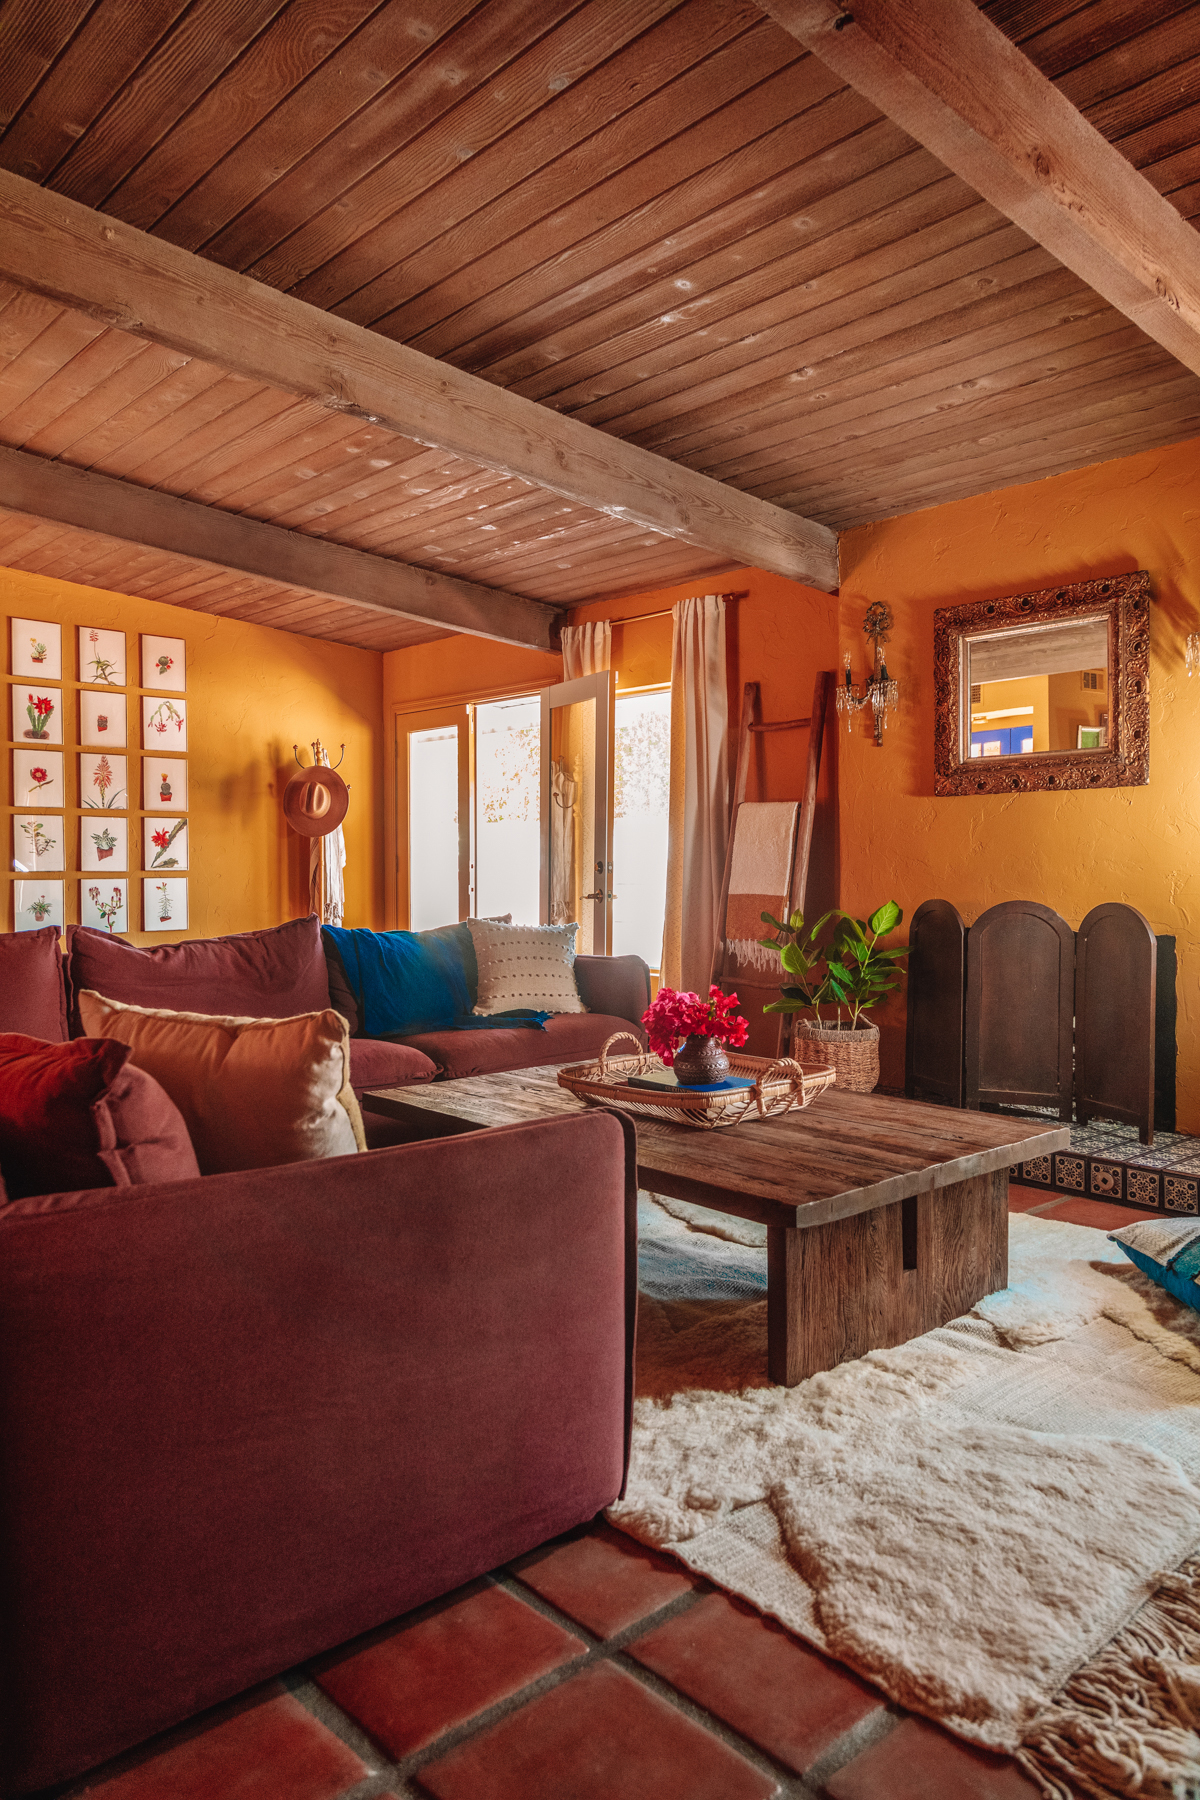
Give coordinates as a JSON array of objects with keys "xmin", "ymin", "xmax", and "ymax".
[
  {"xmin": 755, "ymin": 0, "xmax": 1200, "ymax": 379},
  {"xmin": 0, "ymin": 169, "xmax": 839, "ymax": 593},
  {"xmin": 0, "ymin": 446, "xmax": 561, "ymax": 650}
]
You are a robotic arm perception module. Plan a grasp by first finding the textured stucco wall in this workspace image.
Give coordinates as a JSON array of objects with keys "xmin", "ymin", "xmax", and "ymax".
[{"xmin": 837, "ymin": 434, "xmax": 1200, "ymax": 1128}]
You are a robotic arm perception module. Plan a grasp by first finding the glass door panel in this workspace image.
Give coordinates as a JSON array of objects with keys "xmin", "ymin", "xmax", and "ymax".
[
  {"xmin": 612, "ymin": 688, "xmax": 670, "ymax": 968},
  {"xmin": 474, "ymin": 695, "xmax": 541, "ymax": 924},
  {"xmin": 540, "ymin": 672, "xmax": 612, "ymax": 955},
  {"xmin": 397, "ymin": 705, "xmax": 469, "ymax": 929}
]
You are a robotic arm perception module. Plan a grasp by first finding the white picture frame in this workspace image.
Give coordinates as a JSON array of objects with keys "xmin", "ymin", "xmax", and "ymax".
[
  {"xmin": 144, "ymin": 876, "xmax": 188, "ymax": 932},
  {"xmin": 13, "ymin": 813, "xmax": 64, "ymax": 874},
  {"xmin": 13, "ymin": 749, "xmax": 64, "ymax": 809},
  {"xmin": 142, "ymin": 694, "xmax": 187, "ymax": 751},
  {"xmin": 79, "ymin": 751, "xmax": 128, "ymax": 811},
  {"xmin": 144, "ymin": 815, "xmax": 188, "ymax": 871},
  {"xmin": 11, "ymin": 617, "xmax": 62, "ymax": 681},
  {"xmin": 80, "ymin": 690, "xmax": 127, "ymax": 748},
  {"xmin": 144, "ymin": 757, "xmax": 187, "ymax": 812},
  {"xmin": 80, "ymin": 877, "xmax": 128, "ymax": 936},
  {"xmin": 81, "ymin": 815, "xmax": 128, "ymax": 873},
  {"xmin": 78, "ymin": 625, "xmax": 126, "ymax": 688},
  {"xmin": 14, "ymin": 878, "xmax": 64, "ymax": 933},
  {"xmin": 141, "ymin": 634, "xmax": 186, "ymax": 692},
  {"xmin": 11, "ymin": 682, "xmax": 63, "ymax": 745}
]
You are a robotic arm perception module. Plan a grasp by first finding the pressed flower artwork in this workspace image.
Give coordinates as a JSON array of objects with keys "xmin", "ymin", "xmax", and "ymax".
[
  {"xmin": 144, "ymin": 876, "xmax": 187, "ymax": 932},
  {"xmin": 143, "ymin": 757, "xmax": 187, "ymax": 811},
  {"xmin": 13, "ymin": 814, "xmax": 64, "ymax": 873},
  {"xmin": 11, "ymin": 684, "xmax": 63, "ymax": 744},
  {"xmin": 14, "ymin": 879, "xmax": 63, "ymax": 933},
  {"xmin": 144, "ymin": 816, "xmax": 188, "ymax": 871},
  {"xmin": 81, "ymin": 816, "xmax": 128, "ymax": 873},
  {"xmin": 81, "ymin": 879, "xmax": 127, "ymax": 935},
  {"xmin": 14, "ymin": 750, "xmax": 64, "ymax": 809},
  {"xmin": 78, "ymin": 626, "xmax": 126, "ymax": 687},
  {"xmin": 140, "ymin": 634, "xmax": 186, "ymax": 692},
  {"xmin": 142, "ymin": 694, "xmax": 187, "ymax": 751},
  {"xmin": 79, "ymin": 751, "xmax": 128, "ymax": 810},
  {"xmin": 11, "ymin": 618, "xmax": 62, "ymax": 681},
  {"xmin": 80, "ymin": 689, "xmax": 127, "ymax": 747}
]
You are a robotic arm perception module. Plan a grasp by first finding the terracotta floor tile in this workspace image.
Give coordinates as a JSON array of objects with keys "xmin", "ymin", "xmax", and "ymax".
[
  {"xmin": 826, "ymin": 1716, "xmax": 1044, "ymax": 1800},
  {"xmin": 1039, "ymin": 1196, "xmax": 1160, "ymax": 1228},
  {"xmin": 628, "ymin": 1590, "xmax": 880, "ymax": 1774},
  {"xmin": 313, "ymin": 1580, "xmax": 585, "ymax": 1758},
  {"xmin": 79, "ymin": 1686, "xmax": 365, "ymax": 1799},
  {"xmin": 1007, "ymin": 1184, "xmax": 1056, "ymax": 1212},
  {"xmin": 415, "ymin": 1661, "xmax": 778, "ymax": 1800},
  {"xmin": 513, "ymin": 1521, "xmax": 696, "ymax": 1637}
]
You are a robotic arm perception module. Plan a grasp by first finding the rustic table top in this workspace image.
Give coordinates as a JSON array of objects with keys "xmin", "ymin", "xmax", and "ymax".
[{"xmin": 362, "ymin": 1067, "xmax": 1070, "ymax": 1230}]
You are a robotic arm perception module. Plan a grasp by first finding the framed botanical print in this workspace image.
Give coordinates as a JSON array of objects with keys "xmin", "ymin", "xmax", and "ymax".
[
  {"xmin": 144, "ymin": 758, "xmax": 186, "ymax": 811},
  {"xmin": 13, "ymin": 749, "xmax": 64, "ymax": 809},
  {"xmin": 11, "ymin": 618, "xmax": 61, "ymax": 681},
  {"xmin": 80, "ymin": 878, "xmax": 128, "ymax": 935},
  {"xmin": 13, "ymin": 814, "xmax": 64, "ymax": 873},
  {"xmin": 14, "ymin": 878, "xmax": 64, "ymax": 932},
  {"xmin": 79, "ymin": 751, "xmax": 128, "ymax": 811},
  {"xmin": 81, "ymin": 816, "xmax": 128, "ymax": 873},
  {"xmin": 142, "ymin": 695, "xmax": 187, "ymax": 751},
  {"xmin": 144, "ymin": 876, "xmax": 188, "ymax": 931},
  {"xmin": 78, "ymin": 626, "xmax": 126, "ymax": 688},
  {"xmin": 80, "ymin": 690, "xmax": 127, "ymax": 748},
  {"xmin": 144, "ymin": 816, "xmax": 188, "ymax": 871},
  {"xmin": 11, "ymin": 682, "xmax": 63, "ymax": 744},
  {"xmin": 141, "ymin": 634, "xmax": 186, "ymax": 692}
]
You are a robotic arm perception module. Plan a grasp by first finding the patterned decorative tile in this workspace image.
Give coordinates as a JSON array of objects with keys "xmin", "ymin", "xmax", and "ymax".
[
  {"xmin": 1088, "ymin": 1160, "xmax": 1123, "ymax": 1198},
  {"xmin": 415, "ymin": 1661, "xmax": 778, "ymax": 1799},
  {"xmin": 1164, "ymin": 1175, "xmax": 1200, "ymax": 1214},
  {"xmin": 1019, "ymin": 1155, "xmax": 1052, "ymax": 1185},
  {"xmin": 1053, "ymin": 1153, "xmax": 1085, "ymax": 1192},
  {"xmin": 628, "ymin": 1590, "xmax": 881, "ymax": 1775},
  {"xmin": 512, "ymin": 1523, "xmax": 697, "ymax": 1638},
  {"xmin": 314, "ymin": 1581, "xmax": 585, "ymax": 1759},
  {"xmin": 1126, "ymin": 1168, "xmax": 1161, "ymax": 1208},
  {"xmin": 73, "ymin": 1686, "xmax": 366, "ymax": 1800}
]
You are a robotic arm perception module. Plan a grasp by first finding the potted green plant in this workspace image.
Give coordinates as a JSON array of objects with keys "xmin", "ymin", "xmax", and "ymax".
[{"xmin": 758, "ymin": 902, "xmax": 908, "ymax": 1093}]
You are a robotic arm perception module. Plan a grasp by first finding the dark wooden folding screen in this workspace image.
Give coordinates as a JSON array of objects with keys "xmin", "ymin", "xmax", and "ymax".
[
  {"xmin": 965, "ymin": 902, "xmax": 1075, "ymax": 1120},
  {"xmin": 904, "ymin": 899, "xmax": 967, "ymax": 1106},
  {"xmin": 1076, "ymin": 903, "xmax": 1156, "ymax": 1144}
]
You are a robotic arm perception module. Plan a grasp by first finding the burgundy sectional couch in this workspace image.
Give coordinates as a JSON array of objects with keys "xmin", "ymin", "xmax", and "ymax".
[{"xmin": 0, "ymin": 922, "xmax": 641, "ymax": 1795}]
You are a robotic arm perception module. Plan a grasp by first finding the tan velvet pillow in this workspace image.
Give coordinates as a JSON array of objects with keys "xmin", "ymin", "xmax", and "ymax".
[{"xmin": 77, "ymin": 990, "xmax": 365, "ymax": 1176}]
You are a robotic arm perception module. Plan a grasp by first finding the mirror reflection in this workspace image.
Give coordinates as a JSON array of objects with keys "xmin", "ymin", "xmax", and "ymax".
[{"xmin": 964, "ymin": 616, "xmax": 1110, "ymax": 760}]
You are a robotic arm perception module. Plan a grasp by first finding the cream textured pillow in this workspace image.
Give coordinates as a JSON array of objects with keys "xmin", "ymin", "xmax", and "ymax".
[
  {"xmin": 77, "ymin": 990, "xmax": 365, "ymax": 1175},
  {"xmin": 467, "ymin": 920, "xmax": 586, "ymax": 1016}
]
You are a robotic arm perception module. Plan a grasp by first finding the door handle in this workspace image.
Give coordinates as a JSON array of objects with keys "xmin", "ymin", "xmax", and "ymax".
[{"xmin": 581, "ymin": 890, "xmax": 618, "ymax": 901}]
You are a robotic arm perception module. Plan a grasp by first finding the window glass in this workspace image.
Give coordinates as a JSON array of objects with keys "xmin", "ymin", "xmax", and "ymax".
[
  {"xmin": 612, "ymin": 689, "xmax": 670, "ymax": 967},
  {"xmin": 475, "ymin": 696, "xmax": 541, "ymax": 925},
  {"xmin": 408, "ymin": 726, "xmax": 459, "ymax": 930}
]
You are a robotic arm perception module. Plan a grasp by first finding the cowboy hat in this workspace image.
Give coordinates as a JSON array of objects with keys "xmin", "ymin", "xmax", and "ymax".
[{"xmin": 283, "ymin": 764, "xmax": 349, "ymax": 838}]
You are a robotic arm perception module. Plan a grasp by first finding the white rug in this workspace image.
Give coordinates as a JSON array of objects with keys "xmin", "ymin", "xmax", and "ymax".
[{"xmin": 616, "ymin": 1201, "xmax": 1200, "ymax": 1798}]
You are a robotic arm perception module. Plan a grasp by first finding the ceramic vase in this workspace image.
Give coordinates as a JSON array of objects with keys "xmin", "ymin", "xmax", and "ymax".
[{"xmin": 672, "ymin": 1033, "xmax": 731, "ymax": 1087}]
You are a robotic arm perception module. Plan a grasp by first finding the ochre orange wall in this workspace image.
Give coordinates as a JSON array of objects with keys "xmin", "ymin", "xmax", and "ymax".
[
  {"xmin": 4, "ymin": 566, "xmax": 384, "ymax": 943},
  {"xmin": 382, "ymin": 567, "xmax": 840, "ymax": 928},
  {"xmin": 838, "ymin": 433, "xmax": 1200, "ymax": 1127}
]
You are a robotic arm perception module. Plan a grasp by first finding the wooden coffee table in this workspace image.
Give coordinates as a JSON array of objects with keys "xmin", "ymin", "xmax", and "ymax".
[{"xmin": 362, "ymin": 1070, "xmax": 1069, "ymax": 1386}]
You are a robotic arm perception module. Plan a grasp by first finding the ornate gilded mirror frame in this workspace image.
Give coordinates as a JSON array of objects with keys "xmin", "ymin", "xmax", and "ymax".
[{"xmin": 933, "ymin": 570, "xmax": 1150, "ymax": 796}]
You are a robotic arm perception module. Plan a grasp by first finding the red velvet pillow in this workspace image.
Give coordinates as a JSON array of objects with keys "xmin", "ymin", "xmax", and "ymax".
[
  {"xmin": 0, "ymin": 927, "xmax": 68, "ymax": 1041},
  {"xmin": 0, "ymin": 1034, "xmax": 200, "ymax": 1200},
  {"xmin": 66, "ymin": 917, "xmax": 331, "ymax": 1034}
]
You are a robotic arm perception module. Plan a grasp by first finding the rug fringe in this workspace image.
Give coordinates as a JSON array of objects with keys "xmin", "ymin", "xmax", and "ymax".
[
  {"xmin": 1017, "ymin": 1556, "xmax": 1200, "ymax": 1800},
  {"xmin": 725, "ymin": 937, "xmax": 779, "ymax": 974}
]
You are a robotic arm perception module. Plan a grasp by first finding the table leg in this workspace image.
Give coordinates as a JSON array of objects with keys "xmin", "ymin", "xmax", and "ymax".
[{"xmin": 766, "ymin": 1169, "xmax": 1008, "ymax": 1386}]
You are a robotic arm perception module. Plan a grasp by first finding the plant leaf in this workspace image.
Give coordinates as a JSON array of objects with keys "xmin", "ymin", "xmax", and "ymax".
[{"xmin": 868, "ymin": 900, "xmax": 902, "ymax": 936}]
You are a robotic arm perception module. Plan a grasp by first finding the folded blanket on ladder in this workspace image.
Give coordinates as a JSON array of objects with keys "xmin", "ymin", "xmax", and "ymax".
[{"xmin": 724, "ymin": 801, "xmax": 800, "ymax": 975}]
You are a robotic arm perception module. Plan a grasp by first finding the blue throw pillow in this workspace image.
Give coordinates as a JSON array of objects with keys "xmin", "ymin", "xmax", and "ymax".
[
  {"xmin": 1108, "ymin": 1218, "xmax": 1200, "ymax": 1315},
  {"xmin": 322, "ymin": 925, "xmax": 471, "ymax": 1037}
]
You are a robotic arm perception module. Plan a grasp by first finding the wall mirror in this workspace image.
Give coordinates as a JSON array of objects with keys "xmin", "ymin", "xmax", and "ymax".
[{"xmin": 933, "ymin": 570, "xmax": 1150, "ymax": 795}]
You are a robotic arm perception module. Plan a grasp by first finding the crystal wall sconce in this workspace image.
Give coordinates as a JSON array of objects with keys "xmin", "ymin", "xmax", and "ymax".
[{"xmin": 836, "ymin": 601, "xmax": 900, "ymax": 745}]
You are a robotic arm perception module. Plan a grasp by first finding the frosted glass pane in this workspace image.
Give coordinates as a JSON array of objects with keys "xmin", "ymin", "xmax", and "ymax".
[
  {"xmin": 612, "ymin": 690, "xmax": 670, "ymax": 967},
  {"xmin": 476, "ymin": 695, "xmax": 541, "ymax": 924},
  {"xmin": 409, "ymin": 726, "xmax": 459, "ymax": 929}
]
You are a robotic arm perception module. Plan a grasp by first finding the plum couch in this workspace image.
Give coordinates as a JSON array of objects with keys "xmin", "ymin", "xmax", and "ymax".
[{"xmin": 0, "ymin": 922, "xmax": 640, "ymax": 1795}]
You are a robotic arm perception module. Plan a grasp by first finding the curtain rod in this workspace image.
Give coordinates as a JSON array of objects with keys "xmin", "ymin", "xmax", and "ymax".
[{"xmin": 594, "ymin": 589, "xmax": 750, "ymax": 626}]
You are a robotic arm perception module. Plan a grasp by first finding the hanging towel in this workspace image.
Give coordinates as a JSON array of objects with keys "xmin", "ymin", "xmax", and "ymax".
[{"xmin": 724, "ymin": 801, "xmax": 800, "ymax": 973}]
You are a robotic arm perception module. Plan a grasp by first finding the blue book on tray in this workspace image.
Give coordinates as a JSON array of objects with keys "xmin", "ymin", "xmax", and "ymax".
[{"xmin": 625, "ymin": 1068, "xmax": 756, "ymax": 1096}]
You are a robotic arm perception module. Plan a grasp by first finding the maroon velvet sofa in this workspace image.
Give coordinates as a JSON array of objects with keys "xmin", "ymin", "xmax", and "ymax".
[{"xmin": 0, "ymin": 924, "xmax": 640, "ymax": 1795}]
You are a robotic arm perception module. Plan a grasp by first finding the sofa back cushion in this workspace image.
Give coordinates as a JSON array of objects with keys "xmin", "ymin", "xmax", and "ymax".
[
  {"xmin": 65, "ymin": 917, "xmax": 330, "ymax": 1035},
  {"xmin": 78, "ymin": 991, "xmax": 364, "ymax": 1175},
  {"xmin": 0, "ymin": 1032, "xmax": 200, "ymax": 1200},
  {"xmin": 0, "ymin": 928, "xmax": 69, "ymax": 1042}
]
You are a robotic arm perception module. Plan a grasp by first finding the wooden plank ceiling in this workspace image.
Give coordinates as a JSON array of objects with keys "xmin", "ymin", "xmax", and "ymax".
[{"xmin": 1, "ymin": 0, "xmax": 1199, "ymax": 650}]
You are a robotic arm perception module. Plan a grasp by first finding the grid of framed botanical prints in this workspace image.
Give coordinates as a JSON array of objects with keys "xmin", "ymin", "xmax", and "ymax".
[{"xmin": 9, "ymin": 618, "xmax": 189, "ymax": 935}]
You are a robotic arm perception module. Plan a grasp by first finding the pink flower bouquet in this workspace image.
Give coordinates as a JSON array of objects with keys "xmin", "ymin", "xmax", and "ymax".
[{"xmin": 641, "ymin": 984, "xmax": 749, "ymax": 1067}]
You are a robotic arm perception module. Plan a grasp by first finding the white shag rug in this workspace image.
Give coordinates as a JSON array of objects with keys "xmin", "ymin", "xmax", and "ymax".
[{"xmin": 615, "ymin": 1201, "xmax": 1200, "ymax": 1800}]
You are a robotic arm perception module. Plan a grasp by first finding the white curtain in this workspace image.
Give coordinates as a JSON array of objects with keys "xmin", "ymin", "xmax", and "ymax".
[
  {"xmin": 561, "ymin": 619, "xmax": 611, "ymax": 679},
  {"xmin": 660, "ymin": 595, "xmax": 729, "ymax": 994}
]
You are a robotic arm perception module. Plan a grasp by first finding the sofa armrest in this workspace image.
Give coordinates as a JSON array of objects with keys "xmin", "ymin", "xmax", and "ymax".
[
  {"xmin": 0, "ymin": 1109, "xmax": 638, "ymax": 1795},
  {"xmin": 574, "ymin": 953, "xmax": 651, "ymax": 1026}
]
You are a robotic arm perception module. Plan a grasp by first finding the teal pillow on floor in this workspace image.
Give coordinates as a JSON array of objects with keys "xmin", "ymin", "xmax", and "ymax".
[{"xmin": 1108, "ymin": 1219, "xmax": 1200, "ymax": 1315}]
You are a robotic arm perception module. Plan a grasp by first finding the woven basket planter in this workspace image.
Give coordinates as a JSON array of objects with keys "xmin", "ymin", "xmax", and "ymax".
[{"xmin": 791, "ymin": 1020, "xmax": 881, "ymax": 1093}]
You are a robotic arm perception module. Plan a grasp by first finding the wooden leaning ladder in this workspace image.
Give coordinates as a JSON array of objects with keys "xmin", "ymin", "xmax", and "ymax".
[{"xmin": 709, "ymin": 671, "xmax": 835, "ymax": 1059}]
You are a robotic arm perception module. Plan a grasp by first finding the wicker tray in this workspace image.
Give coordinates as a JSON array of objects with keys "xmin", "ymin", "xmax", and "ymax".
[{"xmin": 557, "ymin": 1032, "xmax": 836, "ymax": 1129}]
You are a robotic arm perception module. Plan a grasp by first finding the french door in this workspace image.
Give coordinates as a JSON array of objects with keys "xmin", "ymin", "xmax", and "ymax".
[{"xmin": 539, "ymin": 670, "xmax": 614, "ymax": 956}]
